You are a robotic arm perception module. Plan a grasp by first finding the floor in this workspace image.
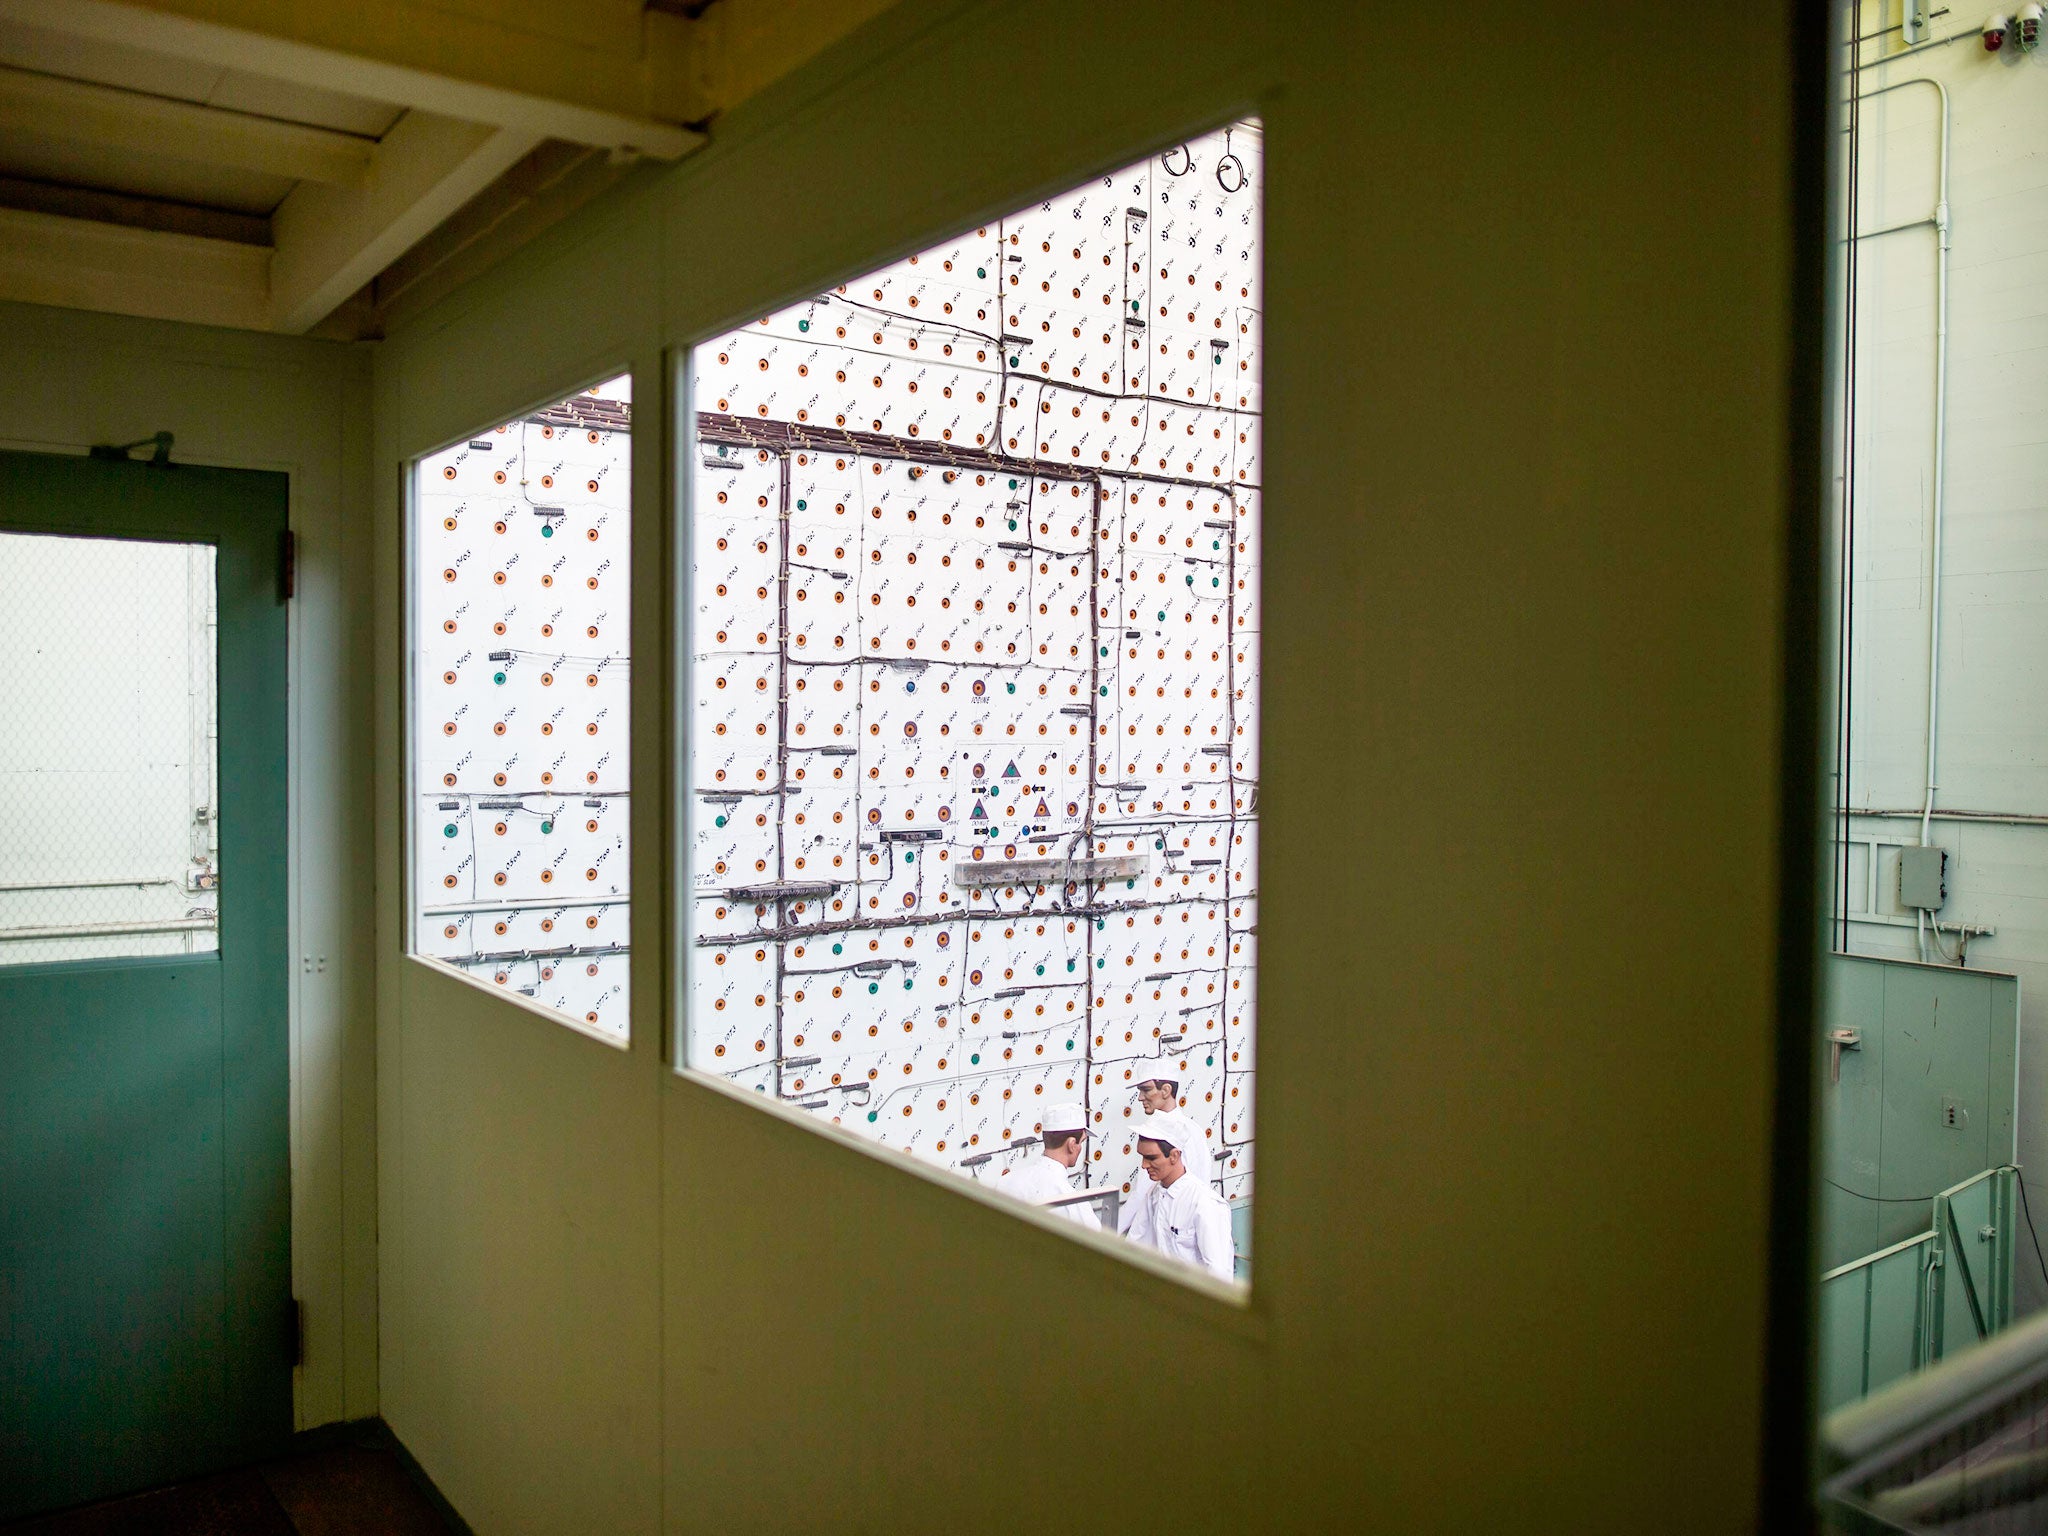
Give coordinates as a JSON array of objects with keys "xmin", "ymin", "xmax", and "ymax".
[{"xmin": 6, "ymin": 1436, "xmax": 458, "ymax": 1536}]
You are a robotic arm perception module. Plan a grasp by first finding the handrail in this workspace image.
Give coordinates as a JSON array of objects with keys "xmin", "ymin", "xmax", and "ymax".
[
  {"xmin": 1046, "ymin": 1187, "xmax": 1114, "ymax": 1208},
  {"xmin": 1823, "ymin": 1306, "xmax": 2048, "ymax": 1469},
  {"xmin": 1821, "ymin": 1228, "xmax": 1935, "ymax": 1285},
  {"xmin": 1820, "ymin": 1167, "xmax": 2008, "ymax": 1286}
]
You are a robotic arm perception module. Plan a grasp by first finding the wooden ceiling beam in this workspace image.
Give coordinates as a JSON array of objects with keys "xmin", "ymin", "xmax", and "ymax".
[
  {"xmin": 0, "ymin": 0, "xmax": 705, "ymax": 158},
  {"xmin": 0, "ymin": 64, "xmax": 377, "ymax": 186},
  {"xmin": 268, "ymin": 111, "xmax": 541, "ymax": 334},
  {"xmin": 0, "ymin": 203, "xmax": 268, "ymax": 329}
]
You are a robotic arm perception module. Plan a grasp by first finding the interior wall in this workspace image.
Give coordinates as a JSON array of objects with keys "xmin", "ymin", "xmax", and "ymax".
[
  {"xmin": 374, "ymin": 2, "xmax": 1819, "ymax": 1531},
  {"xmin": 1837, "ymin": 19, "xmax": 2048, "ymax": 1314},
  {"xmin": 0, "ymin": 301, "xmax": 377, "ymax": 1430}
]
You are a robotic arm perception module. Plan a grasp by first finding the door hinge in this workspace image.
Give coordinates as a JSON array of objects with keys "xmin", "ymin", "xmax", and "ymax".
[
  {"xmin": 290, "ymin": 1297, "xmax": 304, "ymax": 1368},
  {"xmin": 280, "ymin": 528, "xmax": 296, "ymax": 601}
]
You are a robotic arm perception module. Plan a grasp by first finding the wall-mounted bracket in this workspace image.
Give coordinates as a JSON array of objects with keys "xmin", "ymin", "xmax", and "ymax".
[{"xmin": 1827, "ymin": 1027, "xmax": 1863, "ymax": 1085}]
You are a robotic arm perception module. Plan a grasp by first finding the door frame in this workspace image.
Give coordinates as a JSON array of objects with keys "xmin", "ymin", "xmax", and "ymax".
[{"xmin": 0, "ymin": 448, "xmax": 291, "ymax": 1511}]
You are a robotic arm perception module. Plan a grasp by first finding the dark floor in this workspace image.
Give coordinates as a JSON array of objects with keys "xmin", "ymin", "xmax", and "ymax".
[{"xmin": 7, "ymin": 1438, "xmax": 458, "ymax": 1536}]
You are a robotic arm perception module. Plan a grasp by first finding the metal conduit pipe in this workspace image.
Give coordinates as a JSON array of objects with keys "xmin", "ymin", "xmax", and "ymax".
[{"xmin": 1853, "ymin": 74, "xmax": 1950, "ymax": 959}]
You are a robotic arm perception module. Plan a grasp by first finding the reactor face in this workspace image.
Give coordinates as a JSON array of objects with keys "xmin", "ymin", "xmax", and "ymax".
[
  {"xmin": 412, "ymin": 376, "xmax": 634, "ymax": 1042},
  {"xmin": 682, "ymin": 123, "xmax": 1261, "ymax": 1268}
]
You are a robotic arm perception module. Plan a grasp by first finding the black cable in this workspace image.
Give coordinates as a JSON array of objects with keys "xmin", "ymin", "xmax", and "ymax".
[
  {"xmin": 1828, "ymin": 1172, "xmax": 2048, "ymax": 1295},
  {"xmin": 1824, "ymin": 1177, "xmax": 1944, "ymax": 1203},
  {"xmin": 2013, "ymin": 1166, "xmax": 2048, "ymax": 1293}
]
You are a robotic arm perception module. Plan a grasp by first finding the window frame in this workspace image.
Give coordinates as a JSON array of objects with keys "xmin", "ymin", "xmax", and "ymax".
[{"xmin": 402, "ymin": 366, "xmax": 639, "ymax": 1050}]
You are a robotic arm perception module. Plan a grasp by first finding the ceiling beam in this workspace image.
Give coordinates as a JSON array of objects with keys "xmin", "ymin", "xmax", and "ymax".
[
  {"xmin": 268, "ymin": 110, "xmax": 540, "ymax": 334},
  {"xmin": 0, "ymin": 0, "xmax": 705, "ymax": 158},
  {"xmin": 0, "ymin": 64, "xmax": 375, "ymax": 186},
  {"xmin": 0, "ymin": 204, "xmax": 267, "ymax": 329},
  {"xmin": 0, "ymin": 174, "xmax": 268, "ymax": 244}
]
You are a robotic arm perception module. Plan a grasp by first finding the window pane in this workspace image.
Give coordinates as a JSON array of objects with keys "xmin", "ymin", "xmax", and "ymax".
[
  {"xmin": 683, "ymin": 123, "xmax": 1260, "ymax": 1283},
  {"xmin": 0, "ymin": 533, "xmax": 219, "ymax": 965},
  {"xmin": 412, "ymin": 377, "xmax": 632, "ymax": 1041}
]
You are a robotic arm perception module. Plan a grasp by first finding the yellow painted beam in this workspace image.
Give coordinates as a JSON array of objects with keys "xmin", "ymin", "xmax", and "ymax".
[
  {"xmin": 0, "ymin": 0, "xmax": 705, "ymax": 156},
  {"xmin": 0, "ymin": 64, "xmax": 376, "ymax": 186},
  {"xmin": 270, "ymin": 112, "xmax": 541, "ymax": 333},
  {"xmin": 0, "ymin": 204, "xmax": 268, "ymax": 329}
]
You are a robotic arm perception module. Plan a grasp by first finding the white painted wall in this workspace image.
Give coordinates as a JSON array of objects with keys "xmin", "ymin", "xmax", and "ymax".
[
  {"xmin": 0, "ymin": 302, "xmax": 377, "ymax": 1429},
  {"xmin": 1839, "ymin": 18, "xmax": 2048, "ymax": 1312},
  {"xmin": 375, "ymin": 0, "xmax": 1816, "ymax": 1530}
]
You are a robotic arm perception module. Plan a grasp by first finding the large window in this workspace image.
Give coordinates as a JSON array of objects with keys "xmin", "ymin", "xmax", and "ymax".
[
  {"xmin": 682, "ymin": 123, "xmax": 1260, "ymax": 1283},
  {"xmin": 411, "ymin": 376, "xmax": 633, "ymax": 1042}
]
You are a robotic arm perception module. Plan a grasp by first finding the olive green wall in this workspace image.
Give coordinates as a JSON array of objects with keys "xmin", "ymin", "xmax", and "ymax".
[{"xmin": 373, "ymin": 2, "xmax": 1820, "ymax": 1530}]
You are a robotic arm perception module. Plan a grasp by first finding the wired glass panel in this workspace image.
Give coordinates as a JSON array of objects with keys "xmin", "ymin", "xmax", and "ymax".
[
  {"xmin": 411, "ymin": 376, "xmax": 633, "ymax": 1041},
  {"xmin": 681, "ymin": 124, "xmax": 1261, "ymax": 1283}
]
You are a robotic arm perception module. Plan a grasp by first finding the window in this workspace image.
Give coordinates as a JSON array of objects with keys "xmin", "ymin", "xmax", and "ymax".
[
  {"xmin": 0, "ymin": 533, "xmax": 219, "ymax": 964},
  {"xmin": 411, "ymin": 376, "xmax": 633, "ymax": 1041},
  {"xmin": 682, "ymin": 123, "xmax": 1260, "ymax": 1282}
]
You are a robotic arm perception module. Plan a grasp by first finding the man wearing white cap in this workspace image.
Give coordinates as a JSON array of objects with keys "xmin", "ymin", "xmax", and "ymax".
[
  {"xmin": 998, "ymin": 1101, "xmax": 1101, "ymax": 1229},
  {"xmin": 1121, "ymin": 1112, "xmax": 1235, "ymax": 1282},
  {"xmin": 1133, "ymin": 1063, "xmax": 1214, "ymax": 1185}
]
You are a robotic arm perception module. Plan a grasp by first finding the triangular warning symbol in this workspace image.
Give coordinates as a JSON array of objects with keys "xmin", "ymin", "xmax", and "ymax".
[
  {"xmin": 1034, "ymin": 798, "xmax": 1050, "ymax": 817},
  {"xmin": 970, "ymin": 801, "xmax": 988, "ymax": 820},
  {"xmin": 1002, "ymin": 761, "xmax": 1020, "ymax": 778}
]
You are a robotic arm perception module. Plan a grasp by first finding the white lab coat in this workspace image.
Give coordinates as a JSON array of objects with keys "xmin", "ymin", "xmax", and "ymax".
[
  {"xmin": 1122, "ymin": 1170, "xmax": 1235, "ymax": 1281},
  {"xmin": 998, "ymin": 1153, "xmax": 1102, "ymax": 1229}
]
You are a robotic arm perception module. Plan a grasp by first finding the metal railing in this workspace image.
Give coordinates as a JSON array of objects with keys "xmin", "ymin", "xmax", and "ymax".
[
  {"xmin": 1822, "ymin": 1305, "xmax": 2048, "ymax": 1531},
  {"xmin": 1820, "ymin": 1168, "xmax": 2016, "ymax": 1413}
]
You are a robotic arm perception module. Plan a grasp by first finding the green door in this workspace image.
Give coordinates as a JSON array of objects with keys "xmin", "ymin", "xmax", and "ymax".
[{"xmin": 0, "ymin": 450, "xmax": 290, "ymax": 1519}]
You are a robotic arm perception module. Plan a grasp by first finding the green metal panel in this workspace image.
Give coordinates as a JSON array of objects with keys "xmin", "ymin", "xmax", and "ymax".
[
  {"xmin": 1818, "ymin": 1254, "xmax": 1882, "ymax": 1411},
  {"xmin": 1863, "ymin": 1239, "xmax": 1931, "ymax": 1398},
  {"xmin": 0, "ymin": 451, "xmax": 290, "ymax": 1519},
  {"xmin": 1933, "ymin": 1169, "xmax": 2013, "ymax": 1359},
  {"xmin": 1879, "ymin": 970, "xmax": 1991, "ymax": 1203},
  {"xmin": 1820, "ymin": 954, "xmax": 2020, "ymax": 1269},
  {"xmin": 1822, "ymin": 958, "xmax": 1887, "ymax": 1268},
  {"xmin": 1815, "ymin": 1169, "xmax": 2018, "ymax": 1413},
  {"xmin": 0, "ymin": 957, "xmax": 227, "ymax": 1503}
]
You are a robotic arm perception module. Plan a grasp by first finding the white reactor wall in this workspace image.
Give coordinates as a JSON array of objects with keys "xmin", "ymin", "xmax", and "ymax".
[
  {"xmin": 414, "ymin": 379, "xmax": 633, "ymax": 1041},
  {"xmin": 681, "ymin": 122, "xmax": 1261, "ymax": 1237}
]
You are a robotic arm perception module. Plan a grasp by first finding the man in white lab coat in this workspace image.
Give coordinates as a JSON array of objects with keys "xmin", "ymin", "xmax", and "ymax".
[
  {"xmin": 1121, "ymin": 1112, "xmax": 1236, "ymax": 1282},
  {"xmin": 997, "ymin": 1101, "xmax": 1101, "ymax": 1229},
  {"xmin": 1132, "ymin": 1064, "xmax": 1214, "ymax": 1186}
]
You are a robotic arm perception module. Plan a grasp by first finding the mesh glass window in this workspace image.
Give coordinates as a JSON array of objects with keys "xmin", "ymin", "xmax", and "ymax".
[
  {"xmin": 0, "ymin": 534, "xmax": 219, "ymax": 964},
  {"xmin": 683, "ymin": 124, "xmax": 1259, "ymax": 1282},
  {"xmin": 412, "ymin": 376, "xmax": 632, "ymax": 1041}
]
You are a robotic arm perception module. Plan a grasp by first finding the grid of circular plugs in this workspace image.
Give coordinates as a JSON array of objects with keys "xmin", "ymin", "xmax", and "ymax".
[
  {"xmin": 687, "ymin": 122, "xmax": 1262, "ymax": 1207},
  {"xmin": 417, "ymin": 384, "xmax": 633, "ymax": 1037}
]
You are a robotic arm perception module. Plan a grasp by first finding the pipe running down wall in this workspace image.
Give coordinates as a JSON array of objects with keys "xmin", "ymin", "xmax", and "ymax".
[{"xmin": 1851, "ymin": 74, "xmax": 1950, "ymax": 961}]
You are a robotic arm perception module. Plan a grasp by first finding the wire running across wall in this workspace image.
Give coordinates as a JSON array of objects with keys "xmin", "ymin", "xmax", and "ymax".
[
  {"xmin": 413, "ymin": 378, "xmax": 634, "ymax": 1040},
  {"xmin": 681, "ymin": 123, "xmax": 1263, "ymax": 1248}
]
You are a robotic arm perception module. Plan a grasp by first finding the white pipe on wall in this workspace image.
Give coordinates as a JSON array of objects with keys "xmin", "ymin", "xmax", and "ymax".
[{"xmin": 1853, "ymin": 73, "xmax": 1950, "ymax": 958}]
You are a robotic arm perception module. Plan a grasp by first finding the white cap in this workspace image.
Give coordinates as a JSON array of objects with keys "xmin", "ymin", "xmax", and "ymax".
[
  {"xmin": 1042, "ymin": 1102, "xmax": 1088, "ymax": 1136},
  {"xmin": 1134, "ymin": 1111, "xmax": 1194, "ymax": 1154},
  {"xmin": 1133, "ymin": 1062, "xmax": 1181, "ymax": 1088}
]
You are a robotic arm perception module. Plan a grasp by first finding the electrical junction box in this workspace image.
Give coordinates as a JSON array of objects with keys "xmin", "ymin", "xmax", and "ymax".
[{"xmin": 1900, "ymin": 845, "xmax": 1948, "ymax": 912}]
